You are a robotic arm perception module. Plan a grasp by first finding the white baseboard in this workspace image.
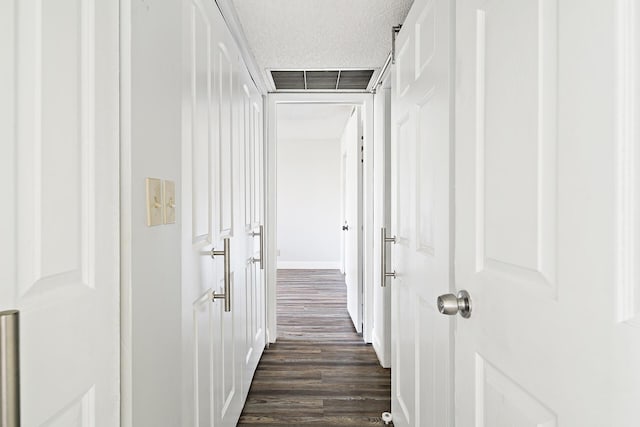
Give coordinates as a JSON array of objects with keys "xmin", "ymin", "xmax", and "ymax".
[
  {"xmin": 372, "ymin": 329, "xmax": 390, "ymax": 368},
  {"xmin": 277, "ymin": 261, "xmax": 341, "ymax": 270}
]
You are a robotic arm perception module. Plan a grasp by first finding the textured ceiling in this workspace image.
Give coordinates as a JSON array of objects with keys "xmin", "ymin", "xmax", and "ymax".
[
  {"xmin": 277, "ymin": 104, "xmax": 354, "ymax": 140},
  {"xmin": 232, "ymin": 0, "xmax": 413, "ymax": 89}
]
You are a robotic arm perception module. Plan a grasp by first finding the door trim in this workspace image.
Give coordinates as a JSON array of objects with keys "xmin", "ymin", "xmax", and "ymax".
[{"xmin": 119, "ymin": 1, "xmax": 133, "ymax": 425}]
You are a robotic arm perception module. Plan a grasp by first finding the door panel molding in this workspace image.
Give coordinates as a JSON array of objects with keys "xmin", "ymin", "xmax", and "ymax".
[
  {"xmin": 475, "ymin": 355, "xmax": 557, "ymax": 427},
  {"xmin": 473, "ymin": 0, "xmax": 558, "ymax": 297}
]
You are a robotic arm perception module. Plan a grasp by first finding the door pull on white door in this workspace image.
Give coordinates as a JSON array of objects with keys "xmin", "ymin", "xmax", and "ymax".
[
  {"xmin": 249, "ymin": 225, "xmax": 264, "ymax": 270},
  {"xmin": 437, "ymin": 290, "xmax": 472, "ymax": 318},
  {"xmin": 209, "ymin": 238, "xmax": 231, "ymax": 312},
  {"xmin": 381, "ymin": 227, "xmax": 397, "ymax": 287},
  {"xmin": 0, "ymin": 310, "xmax": 19, "ymax": 427}
]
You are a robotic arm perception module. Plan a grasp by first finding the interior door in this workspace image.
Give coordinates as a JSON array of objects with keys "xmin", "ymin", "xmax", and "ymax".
[
  {"xmin": 181, "ymin": 1, "xmax": 246, "ymax": 425},
  {"xmin": 210, "ymin": 7, "xmax": 247, "ymax": 426},
  {"xmin": 0, "ymin": 0, "xmax": 120, "ymax": 425},
  {"xmin": 613, "ymin": 4, "xmax": 640, "ymax": 424},
  {"xmin": 341, "ymin": 153, "xmax": 348, "ymax": 274},
  {"xmin": 372, "ymin": 83, "xmax": 392, "ymax": 367},
  {"xmin": 181, "ymin": 0, "xmax": 218, "ymax": 425},
  {"xmin": 390, "ymin": 0, "xmax": 453, "ymax": 425},
  {"xmin": 454, "ymin": 1, "xmax": 627, "ymax": 425},
  {"xmin": 239, "ymin": 67, "xmax": 266, "ymax": 396},
  {"xmin": 343, "ymin": 109, "xmax": 364, "ymax": 332}
]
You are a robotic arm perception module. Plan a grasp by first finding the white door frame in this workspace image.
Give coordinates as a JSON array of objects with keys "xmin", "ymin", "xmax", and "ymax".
[{"xmin": 265, "ymin": 93, "xmax": 374, "ymax": 343}]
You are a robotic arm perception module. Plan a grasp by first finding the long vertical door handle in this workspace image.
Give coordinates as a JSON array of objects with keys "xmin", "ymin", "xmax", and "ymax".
[
  {"xmin": 211, "ymin": 238, "xmax": 231, "ymax": 312},
  {"xmin": 0, "ymin": 310, "xmax": 20, "ymax": 427},
  {"xmin": 250, "ymin": 225, "xmax": 264, "ymax": 270},
  {"xmin": 259, "ymin": 225, "xmax": 264, "ymax": 270},
  {"xmin": 381, "ymin": 227, "xmax": 397, "ymax": 287}
]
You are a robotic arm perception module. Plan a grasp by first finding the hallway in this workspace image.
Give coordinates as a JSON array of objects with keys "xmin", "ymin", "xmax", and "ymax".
[{"xmin": 238, "ymin": 270, "xmax": 391, "ymax": 425}]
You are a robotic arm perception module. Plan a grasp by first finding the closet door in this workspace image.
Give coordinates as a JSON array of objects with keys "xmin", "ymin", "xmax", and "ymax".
[
  {"xmin": 390, "ymin": 0, "xmax": 454, "ymax": 425},
  {"xmin": 181, "ymin": 0, "xmax": 217, "ymax": 425},
  {"xmin": 182, "ymin": 1, "xmax": 246, "ymax": 425},
  {"xmin": 0, "ymin": 0, "xmax": 120, "ymax": 425},
  {"xmin": 372, "ymin": 83, "xmax": 392, "ymax": 368},
  {"xmin": 183, "ymin": 1, "xmax": 267, "ymax": 425},
  {"xmin": 240, "ymin": 69, "xmax": 266, "ymax": 397}
]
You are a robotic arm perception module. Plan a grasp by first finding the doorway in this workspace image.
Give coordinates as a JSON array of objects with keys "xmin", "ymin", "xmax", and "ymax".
[
  {"xmin": 274, "ymin": 102, "xmax": 363, "ymax": 334},
  {"xmin": 276, "ymin": 104, "xmax": 351, "ymax": 271},
  {"xmin": 265, "ymin": 94, "xmax": 375, "ymax": 343}
]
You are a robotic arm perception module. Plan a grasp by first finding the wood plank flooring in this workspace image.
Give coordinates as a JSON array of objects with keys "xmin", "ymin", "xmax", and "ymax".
[{"xmin": 238, "ymin": 269, "xmax": 391, "ymax": 426}]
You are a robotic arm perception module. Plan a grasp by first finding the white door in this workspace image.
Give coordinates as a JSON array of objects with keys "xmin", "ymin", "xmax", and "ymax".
[
  {"xmin": 239, "ymin": 67, "xmax": 266, "ymax": 395},
  {"xmin": 181, "ymin": 1, "xmax": 248, "ymax": 425},
  {"xmin": 372, "ymin": 83, "xmax": 392, "ymax": 367},
  {"xmin": 390, "ymin": 0, "xmax": 453, "ymax": 425},
  {"xmin": 0, "ymin": 0, "xmax": 120, "ymax": 425},
  {"xmin": 613, "ymin": 2, "xmax": 640, "ymax": 423},
  {"xmin": 181, "ymin": 0, "xmax": 217, "ymax": 424},
  {"xmin": 342, "ymin": 109, "xmax": 364, "ymax": 332},
  {"xmin": 217, "ymin": 38, "xmax": 245, "ymax": 424},
  {"xmin": 341, "ymin": 153, "xmax": 348, "ymax": 275},
  {"xmin": 454, "ymin": 1, "xmax": 635, "ymax": 425}
]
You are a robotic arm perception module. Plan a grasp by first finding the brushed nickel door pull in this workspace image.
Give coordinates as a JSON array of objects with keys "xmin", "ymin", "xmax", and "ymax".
[
  {"xmin": 0, "ymin": 310, "xmax": 20, "ymax": 427},
  {"xmin": 211, "ymin": 238, "xmax": 231, "ymax": 312},
  {"xmin": 381, "ymin": 227, "xmax": 397, "ymax": 287},
  {"xmin": 250, "ymin": 225, "xmax": 264, "ymax": 270}
]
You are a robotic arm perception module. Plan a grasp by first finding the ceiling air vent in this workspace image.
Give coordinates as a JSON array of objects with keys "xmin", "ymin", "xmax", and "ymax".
[
  {"xmin": 271, "ymin": 70, "xmax": 306, "ymax": 90},
  {"xmin": 306, "ymin": 70, "xmax": 340, "ymax": 89},
  {"xmin": 337, "ymin": 70, "xmax": 375, "ymax": 90},
  {"xmin": 269, "ymin": 69, "xmax": 376, "ymax": 92}
]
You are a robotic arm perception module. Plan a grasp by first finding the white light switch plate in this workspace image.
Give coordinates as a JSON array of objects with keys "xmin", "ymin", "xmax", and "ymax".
[
  {"xmin": 146, "ymin": 178, "xmax": 163, "ymax": 226},
  {"xmin": 164, "ymin": 180, "xmax": 176, "ymax": 224}
]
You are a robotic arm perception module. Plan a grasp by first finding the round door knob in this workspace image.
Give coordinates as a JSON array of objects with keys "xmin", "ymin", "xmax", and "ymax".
[{"xmin": 437, "ymin": 290, "xmax": 472, "ymax": 318}]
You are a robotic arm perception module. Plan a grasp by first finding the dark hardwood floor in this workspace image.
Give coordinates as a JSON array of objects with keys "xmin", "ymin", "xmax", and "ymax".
[{"xmin": 238, "ymin": 269, "xmax": 391, "ymax": 426}]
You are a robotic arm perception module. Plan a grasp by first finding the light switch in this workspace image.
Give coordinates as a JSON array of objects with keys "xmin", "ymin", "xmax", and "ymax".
[
  {"xmin": 146, "ymin": 178, "xmax": 164, "ymax": 226},
  {"xmin": 164, "ymin": 180, "xmax": 176, "ymax": 224}
]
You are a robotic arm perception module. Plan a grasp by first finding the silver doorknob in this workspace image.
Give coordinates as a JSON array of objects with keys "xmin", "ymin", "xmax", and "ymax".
[{"xmin": 437, "ymin": 290, "xmax": 472, "ymax": 318}]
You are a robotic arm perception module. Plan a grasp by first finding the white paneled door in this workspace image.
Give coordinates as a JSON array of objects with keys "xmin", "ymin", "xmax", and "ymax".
[
  {"xmin": 342, "ymin": 109, "xmax": 364, "ymax": 333},
  {"xmin": 372, "ymin": 84, "xmax": 392, "ymax": 368},
  {"xmin": 239, "ymin": 63, "xmax": 266, "ymax": 396},
  {"xmin": 390, "ymin": 0, "xmax": 453, "ymax": 425},
  {"xmin": 0, "ymin": 0, "xmax": 120, "ymax": 425},
  {"xmin": 181, "ymin": 1, "xmax": 218, "ymax": 425},
  {"xmin": 182, "ymin": 1, "xmax": 265, "ymax": 426},
  {"xmin": 454, "ymin": 0, "xmax": 637, "ymax": 425},
  {"xmin": 239, "ymin": 77, "xmax": 266, "ymax": 396}
]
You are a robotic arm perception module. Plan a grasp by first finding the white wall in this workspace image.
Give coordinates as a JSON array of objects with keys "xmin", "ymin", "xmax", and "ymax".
[
  {"xmin": 121, "ymin": 0, "xmax": 182, "ymax": 425},
  {"xmin": 277, "ymin": 138, "xmax": 341, "ymax": 269}
]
